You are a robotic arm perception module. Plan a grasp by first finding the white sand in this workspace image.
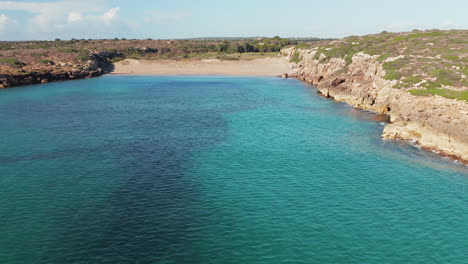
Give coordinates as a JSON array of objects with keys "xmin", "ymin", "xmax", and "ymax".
[{"xmin": 110, "ymin": 58, "xmax": 290, "ymax": 76}]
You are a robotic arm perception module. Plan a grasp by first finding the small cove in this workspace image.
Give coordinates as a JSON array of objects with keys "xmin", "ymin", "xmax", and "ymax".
[{"xmin": 0, "ymin": 76, "xmax": 466, "ymax": 263}]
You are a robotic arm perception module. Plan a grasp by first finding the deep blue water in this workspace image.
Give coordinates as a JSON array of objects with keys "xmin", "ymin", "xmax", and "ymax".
[{"xmin": 0, "ymin": 76, "xmax": 467, "ymax": 264}]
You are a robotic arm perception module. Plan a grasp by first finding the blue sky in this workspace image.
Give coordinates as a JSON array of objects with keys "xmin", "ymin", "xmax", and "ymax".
[{"xmin": 0, "ymin": 0, "xmax": 467, "ymax": 40}]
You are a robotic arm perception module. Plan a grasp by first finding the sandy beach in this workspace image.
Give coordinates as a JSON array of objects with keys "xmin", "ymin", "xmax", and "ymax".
[{"xmin": 110, "ymin": 58, "xmax": 290, "ymax": 76}]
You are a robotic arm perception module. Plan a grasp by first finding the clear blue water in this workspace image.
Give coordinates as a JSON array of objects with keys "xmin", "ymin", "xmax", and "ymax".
[{"xmin": 0, "ymin": 76, "xmax": 467, "ymax": 264}]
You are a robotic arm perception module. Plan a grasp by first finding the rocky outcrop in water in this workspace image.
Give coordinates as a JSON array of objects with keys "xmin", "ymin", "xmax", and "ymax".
[
  {"xmin": 0, "ymin": 69, "xmax": 103, "ymax": 88},
  {"xmin": 0, "ymin": 53, "xmax": 113, "ymax": 88},
  {"xmin": 282, "ymin": 47, "xmax": 468, "ymax": 163}
]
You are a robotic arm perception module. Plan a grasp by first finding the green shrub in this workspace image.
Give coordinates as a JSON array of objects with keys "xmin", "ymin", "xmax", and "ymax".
[
  {"xmin": 422, "ymin": 69, "xmax": 459, "ymax": 87},
  {"xmin": 0, "ymin": 58, "xmax": 26, "ymax": 68},
  {"xmin": 311, "ymin": 44, "xmax": 358, "ymax": 65},
  {"xmin": 295, "ymin": 43, "xmax": 310, "ymax": 49},
  {"xmin": 407, "ymin": 31, "xmax": 447, "ymax": 38},
  {"xmin": 443, "ymin": 55, "xmax": 459, "ymax": 61},
  {"xmin": 76, "ymin": 51, "xmax": 90, "ymax": 61},
  {"xmin": 111, "ymin": 57, "xmax": 124, "ymax": 62},
  {"xmin": 377, "ymin": 53, "xmax": 391, "ymax": 62},
  {"xmin": 38, "ymin": 59, "xmax": 54, "ymax": 65},
  {"xmin": 217, "ymin": 41, "xmax": 231, "ymax": 53},
  {"xmin": 31, "ymin": 52, "xmax": 46, "ymax": 57},
  {"xmin": 216, "ymin": 54, "xmax": 240, "ymax": 60},
  {"xmin": 401, "ymin": 76, "xmax": 422, "ymax": 85},
  {"xmin": 0, "ymin": 58, "xmax": 17, "ymax": 64},
  {"xmin": 409, "ymin": 88, "xmax": 468, "ymax": 101},
  {"xmin": 312, "ymin": 50, "xmax": 322, "ymax": 60},
  {"xmin": 289, "ymin": 51, "xmax": 302, "ymax": 63},
  {"xmin": 59, "ymin": 48, "xmax": 78, "ymax": 53},
  {"xmin": 422, "ymin": 81, "xmax": 442, "ymax": 89},
  {"xmin": 325, "ymin": 46, "xmax": 356, "ymax": 64},
  {"xmin": 385, "ymin": 71, "xmax": 402, "ymax": 80},
  {"xmin": 382, "ymin": 58, "xmax": 410, "ymax": 80}
]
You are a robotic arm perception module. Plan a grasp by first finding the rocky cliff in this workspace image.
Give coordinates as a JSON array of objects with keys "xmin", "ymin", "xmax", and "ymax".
[
  {"xmin": 0, "ymin": 52, "xmax": 114, "ymax": 88},
  {"xmin": 0, "ymin": 67, "xmax": 103, "ymax": 88},
  {"xmin": 282, "ymin": 47, "xmax": 468, "ymax": 163}
]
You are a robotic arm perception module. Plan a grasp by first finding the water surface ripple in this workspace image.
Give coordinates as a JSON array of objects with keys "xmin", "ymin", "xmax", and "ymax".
[{"xmin": 0, "ymin": 76, "xmax": 466, "ymax": 264}]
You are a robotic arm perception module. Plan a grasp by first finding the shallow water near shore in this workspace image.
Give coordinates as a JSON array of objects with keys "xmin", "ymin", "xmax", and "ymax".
[{"xmin": 0, "ymin": 76, "xmax": 467, "ymax": 263}]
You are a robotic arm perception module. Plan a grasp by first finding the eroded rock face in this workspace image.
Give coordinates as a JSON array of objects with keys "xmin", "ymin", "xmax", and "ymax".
[
  {"xmin": 331, "ymin": 78, "xmax": 345, "ymax": 87},
  {"xmin": 282, "ymin": 47, "xmax": 468, "ymax": 163},
  {"xmin": 0, "ymin": 56, "xmax": 106, "ymax": 88},
  {"xmin": 0, "ymin": 69, "xmax": 103, "ymax": 88}
]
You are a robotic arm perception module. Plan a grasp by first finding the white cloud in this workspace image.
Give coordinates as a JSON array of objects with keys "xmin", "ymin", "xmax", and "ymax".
[
  {"xmin": 0, "ymin": 1, "xmax": 104, "ymax": 14},
  {"xmin": 0, "ymin": 1, "xmax": 134, "ymax": 40},
  {"xmin": 0, "ymin": 13, "xmax": 18, "ymax": 37},
  {"xmin": 68, "ymin": 12, "xmax": 83, "ymax": 23},
  {"xmin": 100, "ymin": 7, "xmax": 120, "ymax": 24},
  {"xmin": 145, "ymin": 10, "xmax": 191, "ymax": 23},
  {"xmin": 0, "ymin": 14, "xmax": 15, "ymax": 28}
]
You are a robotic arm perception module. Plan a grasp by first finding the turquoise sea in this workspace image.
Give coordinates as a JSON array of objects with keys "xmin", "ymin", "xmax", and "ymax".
[{"xmin": 0, "ymin": 76, "xmax": 467, "ymax": 264}]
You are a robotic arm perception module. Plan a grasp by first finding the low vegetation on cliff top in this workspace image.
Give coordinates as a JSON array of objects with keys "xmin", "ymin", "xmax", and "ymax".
[
  {"xmin": 0, "ymin": 37, "xmax": 319, "ymax": 76},
  {"xmin": 293, "ymin": 30, "xmax": 468, "ymax": 101}
]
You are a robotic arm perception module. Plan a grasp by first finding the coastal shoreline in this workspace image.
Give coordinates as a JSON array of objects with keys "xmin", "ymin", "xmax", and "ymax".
[
  {"xmin": 301, "ymin": 75, "xmax": 468, "ymax": 166},
  {"xmin": 1, "ymin": 52, "xmax": 466, "ymax": 165},
  {"xmin": 0, "ymin": 57, "xmax": 290, "ymax": 89},
  {"xmin": 282, "ymin": 47, "xmax": 468, "ymax": 165},
  {"xmin": 110, "ymin": 58, "xmax": 290, "ymax": 76}
]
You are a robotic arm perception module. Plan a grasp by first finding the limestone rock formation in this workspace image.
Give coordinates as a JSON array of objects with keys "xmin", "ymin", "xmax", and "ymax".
[
  {"xmin": 0, "ymin": 53, "xmax": 108, "ymax": 88},
  {"xmin": 282, "ymin": 47, "xmax": 468, "ymax": 163}
]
